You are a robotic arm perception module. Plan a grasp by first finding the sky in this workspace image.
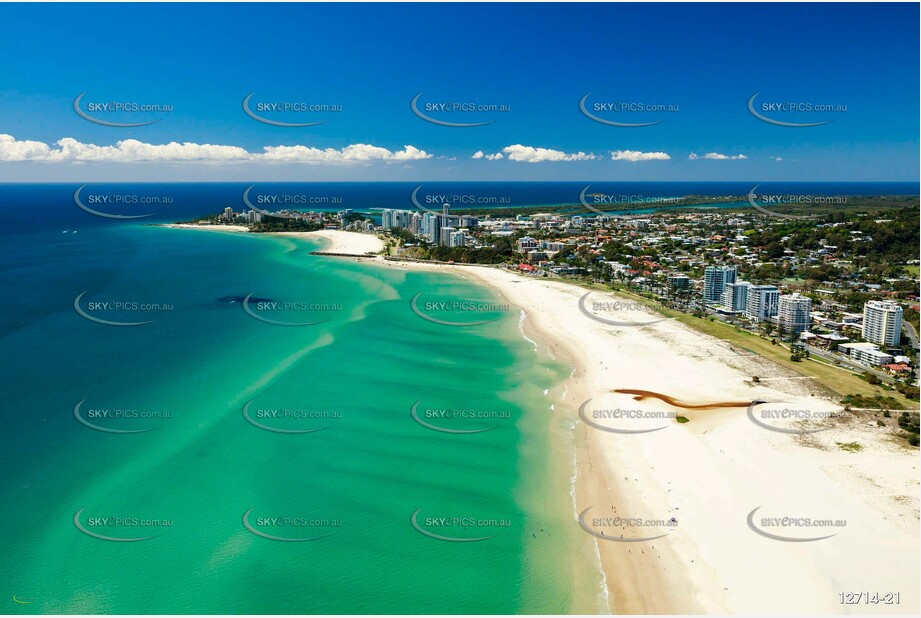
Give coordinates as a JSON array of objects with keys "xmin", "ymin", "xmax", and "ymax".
[{"xmin": 0, "ymin": 2, "xmax": 918, "ymax": 182}]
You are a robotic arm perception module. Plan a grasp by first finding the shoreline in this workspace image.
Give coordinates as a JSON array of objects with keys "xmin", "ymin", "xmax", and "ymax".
[
  {"xmin": 158, "ymin": 223, "xmax": 251, "ymax": 233},
  {"xmin": 363, "ymin": 245, "xmax": 919, "ymax": 614},
  {"xmin": 270, "ymin": 229, "xmax": 385, "ymax": 255},
  {"xmin": 166, "ymin": 228, "xmax": 920, "ymax": 614},
  {"xmin": 375, "ymin": 256, "xmax": 695, "ymax": 613}
]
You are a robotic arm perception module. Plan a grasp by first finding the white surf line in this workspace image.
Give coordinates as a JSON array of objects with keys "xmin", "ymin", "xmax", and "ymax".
[{"xmin": 517, "ymin": 309, "xmax": 539, "ymax": 351}]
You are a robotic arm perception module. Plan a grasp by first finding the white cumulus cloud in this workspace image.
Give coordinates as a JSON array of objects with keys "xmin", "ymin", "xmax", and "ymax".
[
  {"xmin": 610, "ymin": 150, "xmax": 670, "ymax": 162},
  {"xmin": 471, "ymin": 150, "xmax": 505, "ymax": 161},
  {"xmin": 54, "ymin": 138, "xmax": 251, "ymax": 162},
  {"xmin": 500, "ymin": 144, "xmax": 596, "ymax": 163},
  {"xmin": 689, "ymin": 151, "xmax": 747, "ymax": 160},
  {"xmin": 0, "ymin": 134, "xmax": 431, "ymax": 164},
  {"xmin": 0, "ymin": 134, "xmax": 54, "ymax": 161},
  {"xmin": 261, "ymin": 143, "xmax": 430, "ymax": 162}
]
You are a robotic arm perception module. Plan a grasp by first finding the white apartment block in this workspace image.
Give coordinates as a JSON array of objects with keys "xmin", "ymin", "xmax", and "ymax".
[
  {"xmin": 838, "ymin": 342, "xmax": 894, "ymax": 366},
  {"xmin": 746, "ymin": 285, "xmax": 780, "ymax": 322},
  {"xmin": 703, "ymin": 265, "xmax": 737, "ymax": 303},
  {"xmin": 862, "ymin": 300, "xmax": 902, "ymax": 346},
  {"xmin": 777, "ymin": 293, "xmax": 812, "ymax": 335},
  {"xmin": 721, "ymin": 281, "xmax": 751, "ymax": 312}
]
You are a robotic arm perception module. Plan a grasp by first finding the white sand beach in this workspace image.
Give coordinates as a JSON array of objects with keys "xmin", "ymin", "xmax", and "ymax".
[
  {"xmin": 158, "ymin": 227, "xmax": 384, "ymax": 254},
  {"xmin": 279, "ymin": 229, "xmax": 384, "ymax": 254},
  {"xmin": 170, "ymin": 228, "xmax": 919, "ymax": 614},
  {"xmin": 161, "ymin": 223, "xmax": 250, "ymax": 233},
  {"xmin": 370, "ymin": 257, "xmax": 919, "ymax": 615}
]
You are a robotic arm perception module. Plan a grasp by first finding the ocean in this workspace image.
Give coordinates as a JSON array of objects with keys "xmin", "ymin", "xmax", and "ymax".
[{"xmin": 0, "ymin": 182, "xmax": 915, "ymax": 613}]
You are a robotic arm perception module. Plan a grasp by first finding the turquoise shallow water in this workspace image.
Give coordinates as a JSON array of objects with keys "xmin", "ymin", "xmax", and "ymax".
[
  {"xmin": 0, "ymin": 223, "xmax": 582, "ymax": 613},
  {"xmin": 2, "ymin": 181, "xmax": 916, "ymax": 613}
]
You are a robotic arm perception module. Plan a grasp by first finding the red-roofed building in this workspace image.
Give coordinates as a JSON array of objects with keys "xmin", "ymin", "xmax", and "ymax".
[{"xmin": 882, "ymin": 363, "xmax": 911, "ymax": 374}]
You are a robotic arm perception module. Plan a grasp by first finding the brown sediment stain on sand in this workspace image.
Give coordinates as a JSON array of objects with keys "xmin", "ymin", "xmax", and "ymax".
[{"xmin": 613, "ymin": 389, "xmax": 752, "ymax": 409}]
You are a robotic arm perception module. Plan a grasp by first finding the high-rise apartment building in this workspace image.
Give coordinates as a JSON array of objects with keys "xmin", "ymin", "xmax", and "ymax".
[{"xmin": 862, "ymin": 300, "xmax": 903, "ymax": 346}]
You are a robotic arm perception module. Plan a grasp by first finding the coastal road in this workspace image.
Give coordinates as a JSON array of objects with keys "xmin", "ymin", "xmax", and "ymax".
[
  {"xmin": 903, "ymin": 322, "xmax": 920, "ymax": 351},
  {"xmin": 805, "ymin": 345, "xmax": 898, "ymax": 385}
]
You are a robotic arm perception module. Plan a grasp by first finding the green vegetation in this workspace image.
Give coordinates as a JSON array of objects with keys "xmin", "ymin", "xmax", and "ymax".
[
  {"xmin": 394, "ymin": 232, "xmax": 517, "ymax": 264},
  {"xmin": 841, "ymin": 393, "xmax": 906, "ymax": 410},
  {"xmin": 676, "ymin": 416, "xmax": 689, "ymax": 424},
  {"xmin": 790, "ymin": 344, "xmax": 810, "ymax": 363},
  {"xmin": 438, "ymin": 195, "xmax": 745, "ymax": 218},
  {"xmin": 665, "ymin": 206, "xmax": 921, "ymax": 292},
  {"xmin": 744, "ymin": 206, "xmax": 919, "ymax": 273},
  {"xmin": 173, "ymin": 212, "xmax": 326, "ymax": 233},
  {"xmin": 836, "ymin": 441, "xmax": 863, "ymax": 453},
  {"xmin": 896, "ymin": 384, "xmax": 920, "ymax": 401},
  {"xmin": 904, "ymin": 306, "xmax": 920, "ymax": 333},
  {"xmin": 898, "ymin": 411, "xmax": 920, "ymax": 447},
  {"xmin": 433, "ymin": 195, "xmax": 919, "ymax": 223},
  {"xmin": 839, "ymin": 398, "xmax": 918, "ymax": 448},
  {"xmin": 250, "ymin": 219, "xmax": 323, "ymax": 233}
]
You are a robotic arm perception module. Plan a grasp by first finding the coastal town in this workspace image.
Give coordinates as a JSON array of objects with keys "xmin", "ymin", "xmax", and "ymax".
[
  {"xmin": 388, "ymin": 203, "xmax": 920, "ymax": 407},
  {"xmin": 5, "ymin": 1, "xmax": 918, "ymax": 615},
  {"xmin": 201, "ymin": 196, "xmax": 920, "ymax": 435}
]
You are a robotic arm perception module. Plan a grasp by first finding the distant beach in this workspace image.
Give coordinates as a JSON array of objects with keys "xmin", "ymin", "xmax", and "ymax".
[
  {"xmin": 159, "ymin": 222, "xmax": 251, "ymax": 233},
  {"xmin": 275, "ymin": 229, "xmax": 384, "ymax": 254}
]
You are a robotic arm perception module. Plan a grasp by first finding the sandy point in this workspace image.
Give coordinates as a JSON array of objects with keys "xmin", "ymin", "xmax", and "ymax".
[
  {"xmin": 281, "ymin": 229, "xmax": 384, "ymax": 254},
  {"xmin": 159, "ymin": 223, "xmax": 250, "ymax": 233}
]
